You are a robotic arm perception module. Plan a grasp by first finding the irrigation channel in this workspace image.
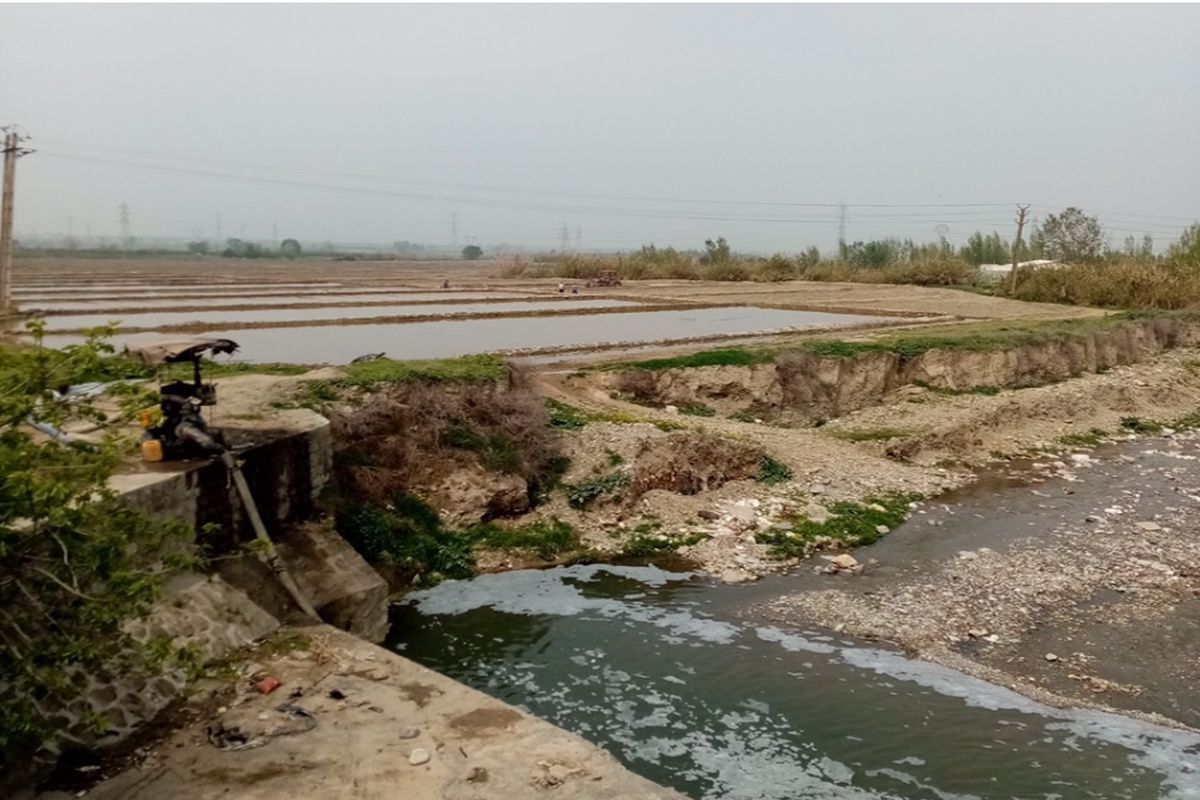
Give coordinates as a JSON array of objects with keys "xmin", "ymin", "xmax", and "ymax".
[{"xmin": 392, "ymin": 438, "xmax": 1200, "ymax": 800}]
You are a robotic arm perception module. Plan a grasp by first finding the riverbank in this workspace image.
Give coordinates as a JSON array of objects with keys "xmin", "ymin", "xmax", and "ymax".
[{"xmin": 756, "ymin": 428, "xmax": 1200, "ymax": 730}]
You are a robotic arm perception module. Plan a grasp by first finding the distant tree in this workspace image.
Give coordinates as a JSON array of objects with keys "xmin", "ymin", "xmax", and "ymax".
[
  {"xmin": 701, "ymin": 237, "xmax": 732, "ymax": 265},
  {"xmin": 796, "ymin": 245, "xmax": 821, "ymax": 268},
  {"xmin": 280, "ymin": 238, "xmax": 302, "ymax": 259},
  {"xmin": 1121, "ymin": 234, "xmax": 1154, "ymax": 259},
  {"xmin": 1168, "ymin": 223, "xmax": 1200, "ymax": 266},
  {"xmin": 960, "ymin": 231, "xmax": 1010, "ymax": 265},
  {"xmin": 461, "ymin": 244, "xmax": 483, "ymax": 260},
  {"xmin": 186, "ymin": 240, "xmax": 209, "ymax": 255},
  {"xmin": 842, "ymin": 239, "xmax": 901, "ymax": 268},
  {"xmin": 221, "ymin": 238, "xmax": 245, "ymax": 258},
  {"xmin": 1039, "ymin": 207, "xmax": 1105, "ymax": 262}
]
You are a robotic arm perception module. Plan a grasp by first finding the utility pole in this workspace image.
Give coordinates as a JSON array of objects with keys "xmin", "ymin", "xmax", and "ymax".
[
  {"xmin": 450, "ymin": 213, "xmax": 459, "ymax": 249},
  {"xmin": 1, "ymin": 125, "xmax": 34, "ymax": 313},
  {"xmin": 118, "ymin": 201, "xmax": 131, "ymax": 259},
  {"xmin": 1008, "ymin": 204, "xmax": 1031, "ymax": 293},
  {"xmin": 559, "ymin": 222, "xmax": 570, "ymax": 252},
  {"xmin": 837, "ymin": 202, "xmax": 848, "ymax": 257}
]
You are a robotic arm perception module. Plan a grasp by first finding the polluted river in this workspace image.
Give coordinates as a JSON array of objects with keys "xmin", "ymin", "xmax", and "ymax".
[{"xmin": 391, "ymin": 433, "xmax": 1200, "ymax": 800}]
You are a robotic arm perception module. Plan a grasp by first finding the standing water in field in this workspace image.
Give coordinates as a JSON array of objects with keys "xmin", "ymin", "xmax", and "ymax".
[{"xmin": 392, "ymin": 565, "xmax": 1200, "ymax": 800}]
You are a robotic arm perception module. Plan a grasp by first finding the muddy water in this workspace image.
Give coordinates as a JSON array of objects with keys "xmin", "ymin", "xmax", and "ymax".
[
  {"xmin": 41, "ymin": 299, "xmax": 639, "ymax": 330},
  {"xmin": 393, "ymin": 564, "xmax": 1200, "ymax": 799},
  {"xmin": 39, "ymin": 307, "xmax": 884, "ymax": 363},
  {"xmin": 26, "ymin": 291, "xmax": 536, "ymax": 312}
]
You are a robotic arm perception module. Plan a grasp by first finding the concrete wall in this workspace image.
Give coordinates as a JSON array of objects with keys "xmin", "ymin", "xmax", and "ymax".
[{"xmin": 110, "ymin": 411, "xmax": 333, "ymax": 553}]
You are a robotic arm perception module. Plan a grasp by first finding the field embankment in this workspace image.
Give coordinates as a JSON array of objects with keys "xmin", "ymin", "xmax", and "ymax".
[{"xmin": 575, "ymin": 313, "xmax": 1200, "ymax": 425}]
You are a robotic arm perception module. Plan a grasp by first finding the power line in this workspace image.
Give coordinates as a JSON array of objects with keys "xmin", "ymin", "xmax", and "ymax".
[{"xmin": 35, "ymin": 141, "xmax": 1016, "ymax": 211}]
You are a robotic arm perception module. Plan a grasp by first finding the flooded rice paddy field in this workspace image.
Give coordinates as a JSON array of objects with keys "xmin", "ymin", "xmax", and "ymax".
[
  {"xmin": 394, "ymin": 564, "xmax": 1200, "ymax": 800},
  {"xmin": 39, "ymin": 307, "xmax": 887, "ymax": 363},
  {"xmin": 26, "ymin": 291, "xmax": 539, "ymax": 312},
  {"xmin": 42, "ymin": 299, "xmax": 639, "ymax": 330},
  {"xmin": 12, "ymin": 281, "xmax": 342, "ymax": 294}
]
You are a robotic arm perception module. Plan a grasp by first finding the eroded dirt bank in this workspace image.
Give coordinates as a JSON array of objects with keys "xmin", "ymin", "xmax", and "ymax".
[{"xmin": 577, "ymin": 315, "xmax": 1200, "ymax": 424}]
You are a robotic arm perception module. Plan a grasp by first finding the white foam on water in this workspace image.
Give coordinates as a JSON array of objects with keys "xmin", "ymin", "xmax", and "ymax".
[
  {"xmin": 408, "ymin": 563, "xmax": 1200, "ymax": 798},
  {"xmin": 837, "ymin": 645, "xmax": 1200, "ymax": 799},
  {"xmin": 755, "ymin": 625, "xmax": 838, "ymax": 654},
  {"xmin": 409, "ymin": 564, "xmax": 739, "ymax": 644}
]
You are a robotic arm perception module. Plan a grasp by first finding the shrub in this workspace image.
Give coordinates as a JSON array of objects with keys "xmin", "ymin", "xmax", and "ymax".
[
  {"xmin": 0, "ymin": 329, "xmax": 194, "ymax": 764},
  {"xmin": 756, "ymin": 455, "xmax": 793, "ymax": 484},
  {"xmin": 335, "ymin": 495, "xmax": 476, "ymax": 582},
  {"xmin": 756, "ymin": 493, "xmax": 919, "ymax": 558},
  {"xmin": 565, "ymin": 471, "xmax": 630, "ymax": 509},
  {"xmin": 472, "ymin": 518, "xmax": 579, "ymax": 560}
]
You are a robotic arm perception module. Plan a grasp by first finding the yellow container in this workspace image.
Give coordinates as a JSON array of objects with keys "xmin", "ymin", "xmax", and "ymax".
[{"xmin": 142, "ymin": 439, "xmax": 164, "ymax": 462}]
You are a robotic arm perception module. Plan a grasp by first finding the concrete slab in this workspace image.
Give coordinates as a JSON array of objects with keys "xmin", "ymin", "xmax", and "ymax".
[{"xmin": 40, "ymin": 626, "xmax": 683, "ymax": 800}]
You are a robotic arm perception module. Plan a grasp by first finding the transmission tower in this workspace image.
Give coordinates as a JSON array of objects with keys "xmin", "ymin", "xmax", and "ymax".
[
  {"xmin": 575, "ymin": 226, "xmax": 582, "ymax": 251},
  {"xmin": 559, "ymin": 222, "xmax": 570, "ymax": 252},
  {"xmin": 118, "ymin": 201, "xmax": 131, "ymax": 258},
  {"xmin": 837, "ymin": 202, "xmax": 847, "ymax": 253},
  {"xmin": 451, "ymin": 213, "xmax": 459, "ymax": 248}
]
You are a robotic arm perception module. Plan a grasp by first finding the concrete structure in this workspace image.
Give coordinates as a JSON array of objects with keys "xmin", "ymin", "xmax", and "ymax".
[
  {"xmin": 39, "ymin": 626, "xmax": 685, "ymax": 800},
  {"xmin": 109, "ymin": 410, "xmax": 333, "ymax": 553}
]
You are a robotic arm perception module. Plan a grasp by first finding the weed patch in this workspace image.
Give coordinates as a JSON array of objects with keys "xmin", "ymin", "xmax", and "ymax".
[
  {"xmin": 829, "ymin": 427, "xmax": 908, "ymax": 442},
  {"xmin": 1120, "ymin": 416, "xmax": 1163, "ymax": 434},
  {"xmin": 757, "ymin": 493, "xmax": 920, "ymax": 558},
  {"xmin": 547, "ymin": 398, "xmax": 588, "ymax": 430},
  {"xmin": 755, "ymin": 455, "xmax": 793, "ymax": 485},
  {"xmin": 678, "ymin": 402, "xmax": 716, "ymax": 417},
  {"xmin": 609, "ymin": 347, "xmax": 776, "ymax": 372},
  {"xmin": 339, "ymin": 354, "xmax": 507, "ymax": 386},
  {"xmin": 565, "ymin": 471, "xmax": 631, "ymax": 509},
  {"xmin": 1059, "ymin": 428, "xmax": 1107, "ymax": 447},
  {"xmin": 471, "ymin": 518, "xmax": 579, "ymax": 560}
]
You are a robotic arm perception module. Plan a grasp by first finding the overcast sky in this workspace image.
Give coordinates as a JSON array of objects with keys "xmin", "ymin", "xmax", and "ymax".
[{"xmin": 2, "ymin": 3, "xmax": 1198, "ymax": 253}]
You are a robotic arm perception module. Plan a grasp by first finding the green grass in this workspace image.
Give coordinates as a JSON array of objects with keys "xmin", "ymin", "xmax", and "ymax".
[
  {"xmin": 678, "ymin": 402, "xmax": 716, "ymax": 417},
  {"xmin": 1058, "ymin": 428, "xmax": 1108, "ymax": 447},
  {"xmin": 336, "ymin": 496, "xmax": 582, "ymax": 583},
  {"xmin": 1174, "ymin": 408, "xmax": 1200, "ymax": 429},
  {"xmin": 828, "ymin": 427, "xmax": 908, "ymax": 442},
  {"xmin": 339, "ymin": 354, "xmax": 507, "ymax": 386},
  {"xmin": 622, "ymin": 529, "xmax": 707, "ymax": 557},
  {"xmin": 755, "ymin": 455, "xmax": 793, "ymax": 485},
  {"xmin": 606, "ymin": 347, "xmax": 776, "ymax": 372},
  {"xmin": 547, "ymin": 398, "xmax": 589, "ymax": 430},
  {"xmin": 471, "ymin": 518, "xmax": 579, "ymax": 560},
  {"xmin": 911, "ymin": 380, "xmax": 1001, "ymax": 396},
  {"xmin": 597, "ymin": 314, "xmax": 1195, "ymax": 380},
  {"xmin": 1119, "ymin": 416, "xmax": 1163, "ymax": 434},
  {"xmin": 756, "ymin": 493, "xmax": 920, "ymax": 558}
]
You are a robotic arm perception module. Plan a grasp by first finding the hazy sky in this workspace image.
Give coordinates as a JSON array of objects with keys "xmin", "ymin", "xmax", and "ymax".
[{"xmin": 2, "ymin": 3, "xmax": 1198, "ymax": 253}]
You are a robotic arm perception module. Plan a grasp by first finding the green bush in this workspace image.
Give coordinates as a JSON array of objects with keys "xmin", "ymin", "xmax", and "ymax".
[
  {"xmin": 335, "ymin": 495, "xmax": 476, "ymax": 582},
  {"xmin": 565, "ymin": 471, "xmax": 630, "ymax": 509},
  {"xmin": 0, "ymin": 329, "xmax": 195, "ymax": 763},
  {"xmin": 755, "ymin": 455, "xmax": 793, "ymax": 484},
  {"xmin": 472, "ymin": 518, "xmax": 579, "ymax": 560},
  {"xmin": 757, "ymin": 493, "xmax": 919, "ymax": 558}
]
